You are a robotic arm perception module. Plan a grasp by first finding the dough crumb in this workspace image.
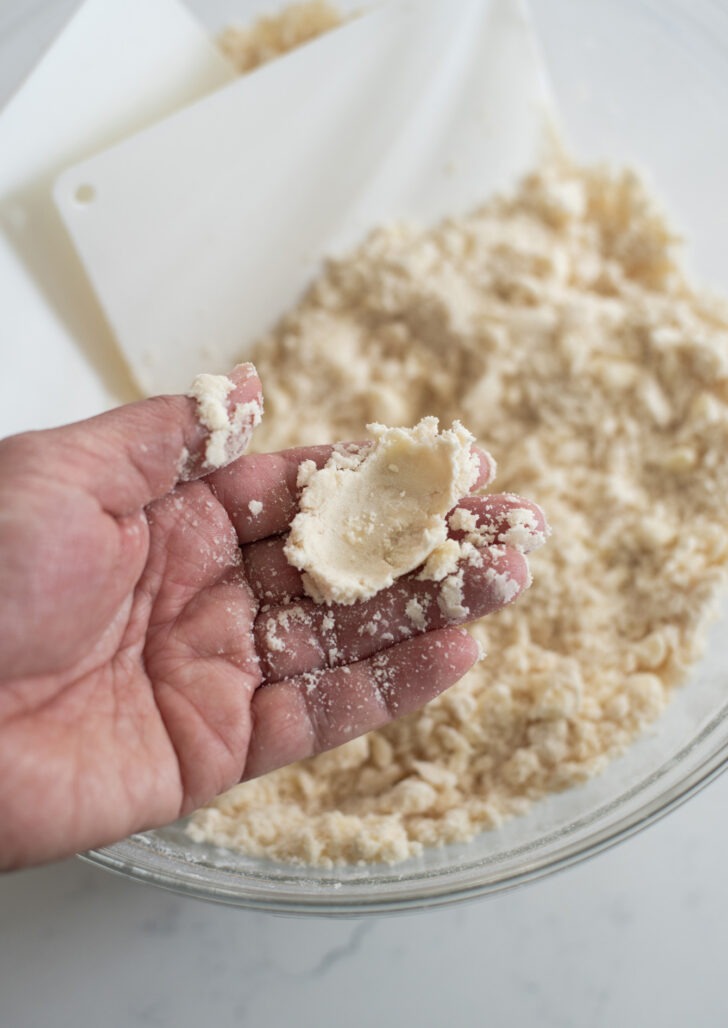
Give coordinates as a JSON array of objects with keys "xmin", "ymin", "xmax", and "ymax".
[
  {"xmin": 438, "ymin": 569, "xmax": 469, "ymax": 620},
  {"xmin": 248, "ymin": 499, "xmax": 263, "ymax": 516},
  {"xmin": 296, "ymin": 459, "xmax": 318, "ymax": 488},
  {"xmin": 418, "ymin": 538, "xmax": 462, "ymax": 582},
  {"xmin": 284, "ymin": 418, "xmax": 481, "ymax": 605},
  {"xmin": 448, "ymin": 508, "xmax": 479, "ymax": 534},
  {"xmin": 405, "ymin": 596, "xmax": 427, "ymax": 632},
  {"xmin": 218, "ymin": 1, "xmax": 343, "ymax": 74},
  {"xmin": 498, "ymin": 502, "xmax": 548, "ymax": 553},
  {"xmin": 264, "ymin": 617, "xmax": 286, "ymax": 653}
]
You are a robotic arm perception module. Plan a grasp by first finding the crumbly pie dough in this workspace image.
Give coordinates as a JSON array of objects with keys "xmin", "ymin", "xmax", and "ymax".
[{"xmin": 187, "ymin": 155, "xmax": 728, "ymax": 868}]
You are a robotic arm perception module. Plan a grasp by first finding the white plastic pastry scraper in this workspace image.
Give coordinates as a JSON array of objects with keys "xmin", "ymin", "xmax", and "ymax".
[
  {"xmin": 0, "ymin": 0, "xmax": 235, "ymax": 432},
  {"xmin": 54, "ymin": 0, "xmax": 555, "ymax": 397}
]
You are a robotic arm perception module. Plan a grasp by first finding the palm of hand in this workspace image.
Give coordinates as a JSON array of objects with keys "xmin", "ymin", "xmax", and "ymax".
[{"xmin": 0, "ymin": 368, "xmax": 541, "ymax": 868}]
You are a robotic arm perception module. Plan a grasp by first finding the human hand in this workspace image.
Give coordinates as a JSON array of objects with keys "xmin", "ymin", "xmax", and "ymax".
[{"xmin": 0, "ymin": 365, "xmax": 545, "ymax": 869}]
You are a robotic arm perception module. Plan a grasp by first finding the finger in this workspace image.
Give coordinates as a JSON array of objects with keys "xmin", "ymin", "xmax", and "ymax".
[
  {"xmin": 450, "ymin": 494, "xmax": 549, "ymax": 553},
  {"xmin": 243, "ymin": 627, "xmax": 478, "ymax": 779},
  {"xmin": 471, "ymin": 446, "xmax": 497, "ymax": 491},
  {"xmin": 142, "ymin": 484, "xmax": 247, "ymax": 628},
  {"xmin": 209, "ymin": 443, "xmax": 493, "ymax": 546},
  {"xmin": 242, "ymin": 491, "xmax": 544, "ymax": 606},
  {"xmin": 207, "ymin": 443, "xmax": 366, "ymax": 544},
  {"xmin": 254, "ymin": 545, "xmax": 529, "ymax": 683},
  {"xmin": 7, "ymin": 363, "xmax": 262, "ymax": 517},
  {"xmin": 242, "ymin": 535, "xmax": 304, "ymax": 602}
]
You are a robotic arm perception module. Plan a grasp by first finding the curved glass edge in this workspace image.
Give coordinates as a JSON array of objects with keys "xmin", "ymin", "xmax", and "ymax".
[{"xmin": 81, "ymin": 741, "xmax": 728, "ymax": 917}]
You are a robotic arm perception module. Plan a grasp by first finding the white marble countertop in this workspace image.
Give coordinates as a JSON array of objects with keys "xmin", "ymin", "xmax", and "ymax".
[
  {"xmin": 1, "ymin": 775, "xmax": 727, "ymax": 1028},
  {"xmin": 2, "ymin": 4, "xmax": 727, "ymax": 1026}
]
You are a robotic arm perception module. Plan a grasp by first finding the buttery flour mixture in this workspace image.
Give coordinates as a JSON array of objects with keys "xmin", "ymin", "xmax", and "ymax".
[
  {"xmin": 186, "ymin": 153, "xmax": 728, "ymax": 866},
  {"xmin": 218, "ymin": 1, "xmax": 342, "ymax": 73}
]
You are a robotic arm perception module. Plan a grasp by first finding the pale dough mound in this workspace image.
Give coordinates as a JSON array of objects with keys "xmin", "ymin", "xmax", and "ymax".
[
  {"xmin": 188, "ymin": 155, "xmax": 728, "ymax": 868},
  {"xmin": 283, "ymin": 417, "xmax": 480, "ymax": 604}
]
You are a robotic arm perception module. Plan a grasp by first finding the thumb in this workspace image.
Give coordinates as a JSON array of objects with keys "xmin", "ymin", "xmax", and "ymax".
[{"xmin": 22, "ymin": 363, "xmax": 263, "ymax": 517}]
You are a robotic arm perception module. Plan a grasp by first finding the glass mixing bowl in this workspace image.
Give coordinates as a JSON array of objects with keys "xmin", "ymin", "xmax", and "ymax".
[
  {"xmin": 8, "ymin": 0, "xmax": 728, "ymax": 913},
  {"xmin": 84, "ymin": 601, "xmax": 728, "ymax": 914}
]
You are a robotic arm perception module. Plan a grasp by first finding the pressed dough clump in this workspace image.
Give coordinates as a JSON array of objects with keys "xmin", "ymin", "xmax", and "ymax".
[
  {"xmin": 187, "ymin": 155, "xmax": 728, "ymax": 867},
  {"xmin": 284, "ymin": 417, "xmax": 480, "ymax": 605}
]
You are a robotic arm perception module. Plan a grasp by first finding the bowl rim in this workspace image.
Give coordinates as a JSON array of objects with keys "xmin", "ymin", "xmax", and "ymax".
[{"xmin": 80, "ymin": 717, "xmax": 728, "ymax": 916}]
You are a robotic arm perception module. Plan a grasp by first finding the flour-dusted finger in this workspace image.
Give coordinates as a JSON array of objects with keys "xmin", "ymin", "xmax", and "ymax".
[
  {"xmin": 208, "ymin": 443, "xmax": 366, "ymax": 544},
  {"xmin": 241, "ymin": 535, "xmax": 305, "ymax": 602},
  {"xmin": 449, "ymin": 494, "xmax": 549, "ymax": 554},
  {"xmin": 242, "ymin": 628, "xmax": 478, "ymax": 779},
  {"xmin": 0, "ymin": 364, "xmax": 263, "ymax": 518},
  {"xmin": 253, "ymin": 545, "xmax": 529, "ymax": 683}
]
